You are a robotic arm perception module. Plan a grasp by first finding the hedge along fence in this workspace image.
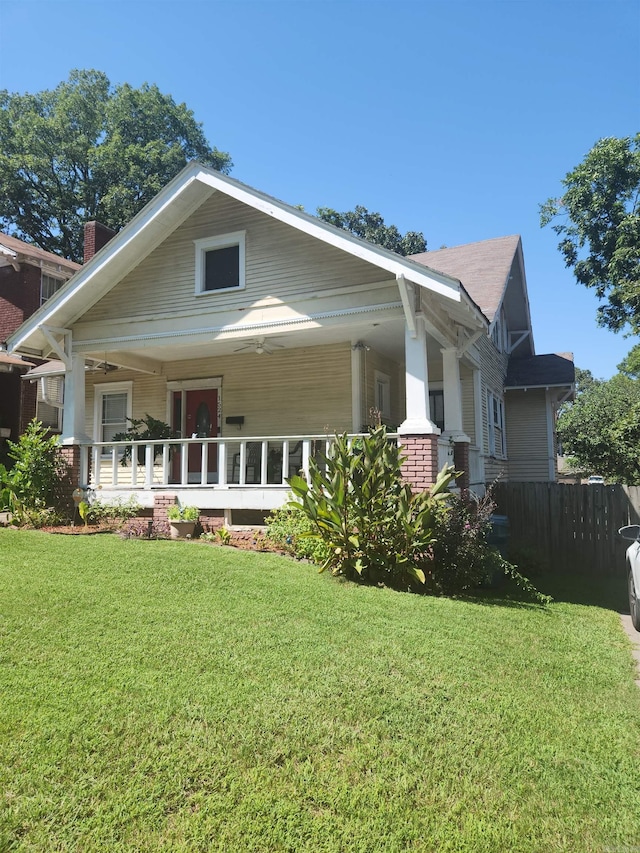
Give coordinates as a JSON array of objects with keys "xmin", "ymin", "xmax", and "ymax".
[{"xmin": 492, "ymin": 482, "xmax": 640, "ymax": 576}]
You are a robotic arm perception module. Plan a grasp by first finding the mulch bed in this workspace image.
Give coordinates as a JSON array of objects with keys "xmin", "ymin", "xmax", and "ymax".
[{"xmin": 28, "ymin": 522, "xmax": 288, "ymax": 554}]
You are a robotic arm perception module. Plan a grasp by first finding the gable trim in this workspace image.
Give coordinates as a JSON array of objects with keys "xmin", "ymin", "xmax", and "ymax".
[{"xmin": 8, "ymin": 163, "xmax": 468, "ymax": 356}]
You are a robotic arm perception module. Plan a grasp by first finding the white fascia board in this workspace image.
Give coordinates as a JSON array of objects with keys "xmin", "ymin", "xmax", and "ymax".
[{"xmin": 504, "ymin": 383, "xmax": 574, "ymax": 391}]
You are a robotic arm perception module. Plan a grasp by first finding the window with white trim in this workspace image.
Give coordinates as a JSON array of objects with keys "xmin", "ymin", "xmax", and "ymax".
[
  {"xmin": 36, "ymin": 400, "xmax": 62, "ymax": 431},
  {"xmin": 487, "ymin": 390, "xmax": 506, "ymax": 457},
  {"xmin": 94, "ymin": 382, "xmax": 132, "ymax": 450},
  {"xmin": 41, "ymin": 273, "xmax": 64, "ymax": 305},
  {"xmin": 194, "ymin": 231, "xmax": 246, "ymax": 294},
  {"xmin": 36, "ymin": 375, "xmax": 64, "ymax": 432},
  {"xmin": 374, "ymin": 371, "xmax": 391, "ymax": 420},
  {"xmin": 429, "ymin": 389, "xmax": 445, "ymax": 432}
]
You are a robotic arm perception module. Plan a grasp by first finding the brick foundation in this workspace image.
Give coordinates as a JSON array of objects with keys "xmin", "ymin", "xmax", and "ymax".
[
  {"xmin": 399, "ymin": 433, "xmax": 439, "ymax": 493},
  {"xmin": 153, "ymin": 493, "xmax": 178, "ymax": 523},
  {"xmin": 453, "ymin": 441, "xmax": 470, "ymax": 492}
]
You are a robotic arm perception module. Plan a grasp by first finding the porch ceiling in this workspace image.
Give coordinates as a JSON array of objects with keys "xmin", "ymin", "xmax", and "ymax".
[{"xmin": 80, "ymin": 315, "xmax": 411, "ymax": 368}]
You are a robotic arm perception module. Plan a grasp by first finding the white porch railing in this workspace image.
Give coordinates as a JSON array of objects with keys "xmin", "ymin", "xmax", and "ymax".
[
  {"xmin": 78, "ymin": 433, "xmax": 466, "ymax": 493},
  {"xmin": 80, "ymin": 434, "xmax": 387, "ymax": 491}
]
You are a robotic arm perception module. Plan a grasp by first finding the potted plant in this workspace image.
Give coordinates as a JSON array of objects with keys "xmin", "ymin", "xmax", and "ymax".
[{"xmin": 167, "ymin": 504, "xmax": 200, "ymax": 539}]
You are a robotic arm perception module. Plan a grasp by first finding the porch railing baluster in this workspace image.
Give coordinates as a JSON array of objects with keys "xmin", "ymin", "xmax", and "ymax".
[
  {"xmin": 200, "ymin": 442, "xmax": 207, "ymax": 486},
  {"xmin": 302, "ymin": 440, "xmax": 310, "ymax": 481},
  {"xmin": 92, "ymin": 447, "xmax": 101, "ymax": 488},
  {"xmin": 281, "ymin": 440, "xmax": 289, "ymax": 485},
  {"xmin": 162, "ymin": 444, "xmax": 169, "ymax": 484},
  {"xmin": 145, "ymin": 444, "xmax": 153, "ymax": 488},
  {"xmin": 260, "ymin": 441, "xmax": 268, "ymax": 485},
  {"xmin": 111, "ymin": 447, "xmax": 118, "ymax": 486},
  {"xmin": 180, "ymin": 441, "xmax": 188, "ymax": 485},
  {"xmin": 218, "ymin": 442, "xmax": 226, "ymax": 486}
]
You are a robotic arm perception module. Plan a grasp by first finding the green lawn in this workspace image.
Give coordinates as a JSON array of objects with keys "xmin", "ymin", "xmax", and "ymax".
[{"xmin": 1, "ymin": 530, "xmax": 639, "ymax": 852}]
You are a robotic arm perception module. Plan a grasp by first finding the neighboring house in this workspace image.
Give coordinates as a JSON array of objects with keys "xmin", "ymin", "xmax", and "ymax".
[
  {"xmin": 7, "ymin": 163, "xmax": 574, "ymax": 525},
  {"xmin": 0, "ymin": 234, "xmax": 80, "ymax": 457}
]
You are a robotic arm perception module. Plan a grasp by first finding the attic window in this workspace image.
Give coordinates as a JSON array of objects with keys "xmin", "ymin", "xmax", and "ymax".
[
  {"xmin": 41, "ymin": 273, "xmax": 64, "ymax": 305},
  {"xmin": 195, "ymin": 232, "xmax": 246, "ymax": 295}
]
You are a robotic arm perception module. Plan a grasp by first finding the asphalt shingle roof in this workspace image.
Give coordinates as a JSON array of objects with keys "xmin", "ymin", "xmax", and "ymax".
[
  {"xmin": 411, "ymin": 235, "xmax": 521, "ymax": 322},
  {"xmin": 505, "ymin": 353, "xmax": 575, "ymax": 388},
  {"xmin": 0, "ymin": 233, "xmax": 80, "ymax": 272}
]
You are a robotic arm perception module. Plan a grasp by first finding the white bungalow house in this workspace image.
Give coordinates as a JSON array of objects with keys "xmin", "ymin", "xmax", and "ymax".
[{"xmin": 7, "ymin": 163, "xmax": 574, "ymax": 525}]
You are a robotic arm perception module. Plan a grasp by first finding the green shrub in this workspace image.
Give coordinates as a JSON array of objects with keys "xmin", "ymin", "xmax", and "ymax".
[
  {"xmin": 0, "ymin": 420, "xmax": 70, "ymax": 526},
  {"xmin": 428, "ymin": 489, "xmax": 551, "ymax": 603},
  {"xmin": 287, "ymin": 427, "xmax": 456, "ymax": 590},
  {"xmin": 83, "ymin": 495, "xmax": 142, "ymax": 527},
  {"xmin": 266, "ymin": 503, "xmax": 332, "ymax": 564},
  {"xmin": 287, "ymin": 427, "xmax": 549, "ymax": 603}
]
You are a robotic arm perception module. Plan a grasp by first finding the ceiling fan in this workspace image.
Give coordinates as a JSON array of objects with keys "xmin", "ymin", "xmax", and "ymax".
[{"xmin": 233, "ymin": 337, "xmax": 284, "ymax": 355}]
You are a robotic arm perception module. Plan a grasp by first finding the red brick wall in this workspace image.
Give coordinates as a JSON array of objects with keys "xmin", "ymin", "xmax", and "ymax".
[
  {"xmin": 399, "ymin": 434, "xmax": 439, "ymax": 493},
  {"xmin": 0, "ymin": 265, "xmax": 41, "ymax": 340}
]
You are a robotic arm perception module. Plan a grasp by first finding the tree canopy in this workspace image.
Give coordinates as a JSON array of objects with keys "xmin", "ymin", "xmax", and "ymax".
[
  {"xmin": 557, "ymin": 371, "xmax": 640, "ymax": 484},
  {"xmin": 317, "ymin": 205, "xmax": 427, "ymax": 256},
  {"xmin": 540, "ymin": 134, "xmax": 640, "ymax": 335},
  {"xmin": 0, "ymin": 70, "xmax": 231, "ymax": 262}
]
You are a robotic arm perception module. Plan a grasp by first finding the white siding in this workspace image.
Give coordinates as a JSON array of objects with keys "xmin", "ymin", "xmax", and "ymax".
[
  {"xmin": 81, "ymin": 194, "xmax": 388, "ymax": 324},
  {"xmin": 505, "ymin": 389, "xmax": 553, "ymax": 481},
  {"xmin": 84, "ymin": 343, "xmax": 353, "ymax": 438}
]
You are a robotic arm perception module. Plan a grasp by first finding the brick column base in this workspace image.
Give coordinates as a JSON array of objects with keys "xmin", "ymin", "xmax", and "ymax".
[
  {"xmin": 153, "ymin": 493, "xmax": 177, "ymax": 523},
  {"xmin": 59, "ymin": 445, "xmax": 82, "ymax": 488},
  {"xmin": 399, "ymin": 434, "xmax": 439, "ymax": 493},
  {"xmin": 453, "ymin": 441, "xmax": 470, "ymax": 492}
]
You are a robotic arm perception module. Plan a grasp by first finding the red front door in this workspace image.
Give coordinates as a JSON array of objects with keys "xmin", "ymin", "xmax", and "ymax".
[{"xmin": 172, "ymin": 388, "xmax": 219, "ymax": 483}]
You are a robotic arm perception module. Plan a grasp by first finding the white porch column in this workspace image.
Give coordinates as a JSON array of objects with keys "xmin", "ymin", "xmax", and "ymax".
[
  {"xmin": 62, "ymin": 354, "xmax": 89, "ymax": 443},
  {"xmin": 441, "ymin": 347, "xmax": 470, "ymax": 442},
  {"xmin": 398, "ymin": 315, "xmax": 438, "ymax": 435},
  {"xmin": 351, "ymin": 341, "xmax": 363, "ymax": 433}
]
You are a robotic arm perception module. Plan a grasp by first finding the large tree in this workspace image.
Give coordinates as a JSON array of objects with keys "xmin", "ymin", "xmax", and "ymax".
[
  {"xmin": 317, "ymin": 205, "xmax": 427, "ymax": 256},
  {"xmin": 540, "ymin": 134, "xmax": 640, "ymax": 334},
  {"xmin": 0, "ymin": 70, "xmax": 231, "ymax": 262},
  {"xmin": 557, "ymin": 371, "xmax": 640, "ymax": 484}
]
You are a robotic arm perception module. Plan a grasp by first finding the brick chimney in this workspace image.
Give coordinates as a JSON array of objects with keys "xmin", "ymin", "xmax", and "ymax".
[{"xmin": 84, "ymin": 221, "xmax": 117, "ymax": 264}]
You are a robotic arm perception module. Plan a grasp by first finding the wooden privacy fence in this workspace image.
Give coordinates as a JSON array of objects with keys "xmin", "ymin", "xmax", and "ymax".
[{"xmin": 492, "ymin": 482, "xmax": 640, "ymax": 576}]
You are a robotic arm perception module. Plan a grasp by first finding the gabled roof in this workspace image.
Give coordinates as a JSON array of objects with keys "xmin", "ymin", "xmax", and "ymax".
[
  {"xmin": 0, "ymin": 233, "xmax": 80, "ymax": 275},
  {"xmin": 9, "ymin": 163, "xmax": 488, "ymax": 356},
  {"xmin": 410, "ymin": 235, "xmax": 522, "ymax": 323},
  {"xmin": 505, "ymin": 353, "xmax": 575, "ymax": 389}
]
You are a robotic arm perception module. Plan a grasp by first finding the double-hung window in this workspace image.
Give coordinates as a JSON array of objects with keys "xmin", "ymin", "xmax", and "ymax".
[
  {"xmin": 194, "ymin": 231, "xmax": 246, "ymax": 295},
  {"xmin": 487, "ymin": 390, "xmax": 505, "ymax": 457},
  {"xmin": 94, "ymin": 382, "xmax": 132, "ymax": 453}
]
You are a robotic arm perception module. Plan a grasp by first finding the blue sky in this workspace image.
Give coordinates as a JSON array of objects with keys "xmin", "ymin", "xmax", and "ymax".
[{"xmin": 1, "ymin": 0, "xmax": 638, "ymax": 378}]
